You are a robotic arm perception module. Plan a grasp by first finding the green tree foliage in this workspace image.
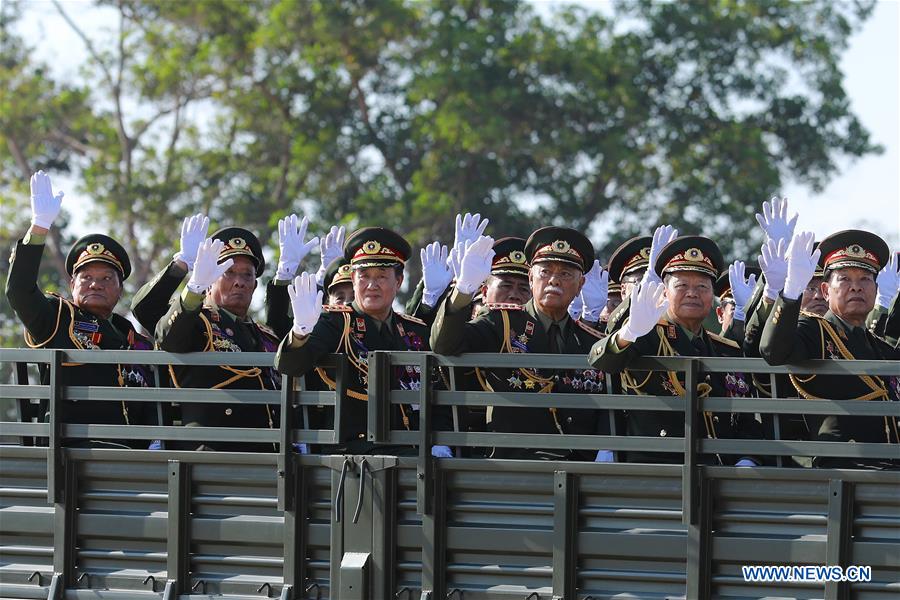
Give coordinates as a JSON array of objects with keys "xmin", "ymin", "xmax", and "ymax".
[{"xmin": 0, "ymin": 0, "xmax": 881, "ymax": 342}]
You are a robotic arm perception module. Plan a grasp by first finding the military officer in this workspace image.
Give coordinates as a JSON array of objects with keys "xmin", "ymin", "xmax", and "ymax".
[
  {"xmin": 866, "ymin": 251, "xmax": 899, "ymax": 342},
  {"xmin": 6, "ymin": 171, "xmax": 155, "ymax": 446},
  {"xmin": 588, "ymin": 235, "xmax": 762, "ymax": 465},
  {"xmin": 759, "ymin": 229, "xmax": 899, "ymax": 469},
  {"xmin": 430, "ymin": 227, "xmax": 610, "ymax": 461},
  {"xmin": 156, "ymin": 219, "xmax": 313, "ymax": 452},
  {"xmin": 598, "ymin": 276, "xmax": 623, "ymax": 324},
  {"xmin": 275, "ymin": 227, "xmax": 451, "ymax": 456},
  {"xmin": 322, "ymin": 258, "xmax": 354, "ymax": 305},
  {"xmin": 714, "ymin": 262, "xmax": 759, "ymax": 341}
]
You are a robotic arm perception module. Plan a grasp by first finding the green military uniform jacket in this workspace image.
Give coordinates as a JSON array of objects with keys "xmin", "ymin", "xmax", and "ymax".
[
  {"xmin": 431, "ymin": 292, "xmax": 608, "ymax": 461},
  {"xmin": 867, "ymin": 294, "xmax": 900, "ymax": 346},
  {"xmin": 274, "ymin": 302, "xmax": 449, "ymax": 449},
  {"xmin": 156, "ymin": 286, "xmax": 287, "ymax": 452},
  {"xmin": 5, "ymin": 238, "xmax": 154, "ymax": 441},
  {"xmin": 588, "ymin": 317, "xmax": 761, "ymax": 465},
  {"xmin": 759, "ymin": 294, "xmax": 900, "ymax": 468}
]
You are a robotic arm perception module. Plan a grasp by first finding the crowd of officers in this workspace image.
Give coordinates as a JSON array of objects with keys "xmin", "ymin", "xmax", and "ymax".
[{"xmin": 6, "ymin": 171, "xmax": 899, "ymax": 468}]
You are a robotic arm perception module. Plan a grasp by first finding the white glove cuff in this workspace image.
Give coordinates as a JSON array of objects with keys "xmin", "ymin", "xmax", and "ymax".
[
  {"xmin": 875, "ymin": 292, "xmax": 894, "ymax": 310},
  {"xmin": 581, "ymin": 308, "xmax": 602, "ymax": 323},
  {"xmin": 618, "ymin": 323, "xmax": 638, "ymax": 343},
  {"xmin": 276, "ymin": 262, "xmax": 298, "ymax": 281},
  {"xmin": 186, "ymin": 281, "xmax": 208, "ymax": 295},
  {"xmin": 763, "ymin": 284, "xmax": 780, "ymax": 301},
  {"xmin": 456, "ymin": 280, "xmax": 480, "ymax": 295},
  {"xmin": 173, "ymin": 251, "xmax": 195, "ymax": 271},
  {"xmin": 782, "ymin": 281, "xmax": 805, "ymax": 301},
  {"xmin": 30, "ymin": 216, "xmax": 54, "ymax": 229},
  {"xmin": 422, "ymin": 289, "xmax": 442, "ymax": 308},
  {"xmin": 292, "ymin": 323, "xmax": 314, "ymax": 338}
]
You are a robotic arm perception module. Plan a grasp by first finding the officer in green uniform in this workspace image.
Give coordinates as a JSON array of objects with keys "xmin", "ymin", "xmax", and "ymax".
[
  {"xmin": 275, "ymin": 227, "xmax": 451, "ymax": 456},
  {"xmin": 866, "ymin": 251, "xmax": 900, "ymax": 343},
  {"xmin": 759, "ymin": 229, "xmax": 899, "ymax": 469},
  {"xmin": 156, "ymin": 226, "xmax": 289, "ymax": 452},
  {"xmin": 430, "ymin": 227, "xmax": 610, "ymax": 461},
  {"xmin": 5, "ymin": 171, "xmax": 154, "ymax": 447},
  {"xmin": 714, "ymin": 263, "xmax": 760, "ymax": 342},
  {"xmin": 603, "ymin": 235, "xmax": 652, "ymax": 334},
  {"xmin": 588, "ymin": 235, "xmax": 761, "ymax": 465},
  {"xmin": 322, "ymin": 258, "xmax": 354, "ymax": 305}
]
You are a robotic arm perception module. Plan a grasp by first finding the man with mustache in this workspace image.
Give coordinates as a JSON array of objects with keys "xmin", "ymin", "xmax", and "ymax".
[
  {"xmin": 431, "ymin": 227, "xmax": 611, "ymax": 461},
  {"xmin": 760, "ymin": 229, "xmax": 900, "ymax": 469},
  {"xmin": 588, "ymin": 235, "xmax": 761, "ymax": 465},
  {"xmin": 6, "ymin": 171, "xmax": 155, "ymax": 447}
]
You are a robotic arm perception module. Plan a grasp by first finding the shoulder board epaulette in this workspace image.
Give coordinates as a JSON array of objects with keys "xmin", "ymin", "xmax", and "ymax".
[
  {"xmin": 706, "ymin": 331, "xmax": 740, "ymax": 349},
  {"xmin": 397, "ymin": 312, "xmax": 427, "ymax": 326},
  {"xmin": 575, "ymin": 319, "xmax": 604, "ymax": 339},
  {"xmin": 323, "ymin": 304, "xmax": 353, "ymax": 312},
  {"xmin": 484, "ymin": 302, "xmax": 524, "ymax": 311},
  {"xmin": 799, "ymin": 310, "xmax": 824, "ymax": 320},
  {"xmin": 256, "ymin": 322, "xmax": 277, "ymax": 338}
]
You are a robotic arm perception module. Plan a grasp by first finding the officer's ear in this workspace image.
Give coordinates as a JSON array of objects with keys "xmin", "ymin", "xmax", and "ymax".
[{"xmin": 715, "ymin": 306, "xmax": 725, "ymax": 324}]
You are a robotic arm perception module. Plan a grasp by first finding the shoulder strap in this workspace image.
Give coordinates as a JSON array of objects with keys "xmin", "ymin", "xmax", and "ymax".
[
  {"xmin": 575, "ymin": 319, "xmax": 604, "ymax": 339},
  {"xmin": 706, "ymin": 330, "xmax": 740, "ymax": 349},
  {"xmin": 397, "ymin": 312, "xmax": 427, "ymax": 326}
]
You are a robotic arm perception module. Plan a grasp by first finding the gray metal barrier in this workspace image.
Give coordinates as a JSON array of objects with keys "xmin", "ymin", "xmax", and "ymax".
[{"xmin": 0, "ymin": 348, "xmax": 897, "ymax": 599}]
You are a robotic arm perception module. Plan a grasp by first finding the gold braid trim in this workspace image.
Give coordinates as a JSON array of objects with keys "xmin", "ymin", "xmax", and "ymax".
[
  {"xmin": 788, "ymin": 317, "xmax": 895, "ymax": 444},
  {"xmin": 24, "ymin": 295, "xmax": 66, "ymax": 349}
]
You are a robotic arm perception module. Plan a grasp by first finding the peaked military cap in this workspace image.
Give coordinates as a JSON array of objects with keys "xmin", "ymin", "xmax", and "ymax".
[
  {"xmin": 211, "ymin": 227, "xmax": 265, "ymax": 277},
  {"xmin": 817, "ymin": 229, "xmax": 889, "ymax": 276},
  {"xmin": 608, "ymin": 236, "xmax": 652, "ymax": 282},
  {"xmin": 525, "ymin": 226, "xmax": 593, "ymax": 272},
  {"xmin": 813, "ymin": 242, "xmax": 825, "ymax": 278},
  {"xmin": 344, "ymin": 227, "xmax": 411, "ymax": 269},
  {"xmin": 323, "ymin": 257, "xmax": 353, "ymax": 290},
  {"xmin": 654, "ymin": 235, "xmax": 723, "ymax": 279},
  {"xmin": 66, "ymin": 234, "xmax": 131, "ymax": 280},
  {"xmin": 491, "ymin": 237, "xmax": 529, "ymax": 277},
  {"xmin": 714, "ymin": 265, "xmax": 761, "ymax": 301}
]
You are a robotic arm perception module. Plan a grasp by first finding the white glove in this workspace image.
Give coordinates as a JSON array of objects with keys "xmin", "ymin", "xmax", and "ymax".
[
  {"xmin": 453, "ymin": 212, "xmax": 489, "ymax": 249},
  {"xmin": 447, "ymin": 240, "xmax": 465, "ymax": 279},
  {"xmin": 288, "ymin": 272, "xmax": 323, "ymax": 337},
  {"xmin": 755, "ymin": 196, "xmax": 798, "ymax": 245},
  {"xmin": 29, "ymin": 170, "xmax": 64, "ymax": 229},
  {"xmin": 783, "ymin": 231, "xmax": 821, "ymax": 300},
  {"xmin": 875, "ymin": 252, "xmax": 900, "ymax": 309},
  {"xmin": 173, "ymin": 213, "xmax": 209, "ymax": 270},
  {"xmin": 421, "ymin": 242, "xmax": 453, "ymax": 307},
  {"xmin": 735, "ymin": 458, "xmax": 758, "ymax": 467},
  {"xmin": 187, "ymin": 238, "xmax": 233, "ymax": 294},
  {"xmin": 643, "ymin": 225, "xmax": 679, "ymax": 284},
  {"xmin": 567, "ymin": 294, "xmax": 584, "ymax": 320},
  {"xmin": 580, "ymin": 260, "xmax": 609, "ymax": 322},
  {"xmin": 595, "ymin": 450, "xmax": 615, "ymax": 463},
  {"xmin": 728, "ymin": 261, "xmax": 757, "ymax": 321},
  {"xmin": 759, "ymin": 238, "xmax": 788, "ymax": 301},
  {"xmin": 276, "ymin": 214, "xmax": 319, "ymax": 281},
  {"xmin": 431, "ymin": 445, "xmax": 453, "ymax": 458},
  {"xmin": 455, "ymin": 236, "xmax": 495, "ymax": 295},
  {"xmin": 314, "ymin": 225, "xmax": 346, "ymax": 286},
  {"xmin": 617, "ymin": 280, "xmax": 669, "ymax": 343}
]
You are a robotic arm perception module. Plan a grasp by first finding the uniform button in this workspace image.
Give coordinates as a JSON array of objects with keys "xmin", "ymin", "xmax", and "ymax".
[
  {"xmin": 660, "ymin": 429, "xmax": 667, "ymax": 437},
  {"xmin": 358, "ymin": 434, "xmax": 365, "ymax": 439},
  {"xmin": 848, "ymin": 438, "xmax": 855, "ymax": 443},
  {"xmin": 225, "ymin": 408, "xmax": 232, "ymax": 416},
  {"xmin": 566, "ymin": 416, "xmax": 573, "ymax": 423}
]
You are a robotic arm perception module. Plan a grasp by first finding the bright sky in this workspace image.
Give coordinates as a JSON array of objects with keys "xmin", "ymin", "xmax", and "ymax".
[{"xmin": 17, "ymin": 0, "xmax": 900, "ymax": 248}]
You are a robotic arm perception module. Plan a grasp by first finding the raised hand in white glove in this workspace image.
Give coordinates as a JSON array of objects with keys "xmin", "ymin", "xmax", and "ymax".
[
  {"xmin": 276, "ymin": 214, "xmax": 319, "ymax": 281},
  {"xmin": 568, "ymin": 294, "xmax": 584, "ymax": 321},
  {"xmin": 783, "ymin": 231, "xmax": 821, "ymax": 300},
  {"xmin": 755, "ymin": 196, "xmax": 798, "ymax": 246},
  {"xmin": 314, "ymin": 225, "xmax": 346, "ymax": 286},
  {"xmin": 187, "ymin": 238, "xmax": 232, "ymax": 294},
  {"xmin": 759, "ymin": 238, "xmax": 788, "ymax": 301},
  {"xmin": 727, "ymin": 260, "xmax": 757, "ymax": 321},
  {"xmin": 173, "ymin": 213, "xmax": 209, "ymax": 270},
  {"xmin": 288, "ymin": 272, "xmax": 323, "ymax": 338},
  {"xmin": 455, "ymin": 236, "xmax": 495, "ymax": 295},
  {"xmin": 421, "ymin": 242, "xmax": 453, "ymax": 307},
  {"xmin": 29, "ymin": 170, "xmax": 64, "ymax": 229},
  {"xmin": 875, "ymin": 251, "xmax": 900, "ymax": 309},
  {"xmin": 453, "ymin": 212, "xmax": 489, "ymax": 249},
  {"xmin": 580, "ymin": 260, "xmax": 609, "ymax": 322},
  {"xmin": 643, "ymin": 225, "xmax": 679, "ymax": 284},
  {"xmin": 617, "ymin": 280, "xmax": 669, "ymax": 343}
]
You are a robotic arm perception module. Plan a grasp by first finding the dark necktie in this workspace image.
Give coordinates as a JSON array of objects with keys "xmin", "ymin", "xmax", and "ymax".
[
  {"xmin": 690, "ymin": 334, "xmax": 706, "ymax": 356},
  {"xmin": 548, "ymin": 323, "xmax": 561, "ymax": 354}
]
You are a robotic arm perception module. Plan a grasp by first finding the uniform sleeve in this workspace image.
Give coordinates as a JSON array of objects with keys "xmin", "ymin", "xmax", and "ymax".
[
  {"xmin": 721, "ymin": 318, "xmax": 745, "ymax": 345},
  {"xmin": 430, "ymin": 289, "xmax": 504, "ymax": 355},
  {"xmin": 603, "ymin": 294, "xmax": 630, "ymax": 335},
  {"xmin": 156, "ymin": 288, "xmax": 206, "ymax": 352},
  {"xmin": 130, "ymin": 260, "xmax": 187, "ymax": 334},
  {"xmin": 742, "ymin": 297, "xmax": 773, "ymax": 357},
  {"xmin": 5, "ymin": 239, "xmax": 63, "ymax": 344},
  {"xmin": 274, "ymin": 312, "xmax": 343, "ymax": 376},
  {"xmin": 587, "ymin": 331, "xmax": 643, "ymax": 373},
  {"xmin": 264, "ymin": 279, "xmax": 291, "ymax": 340},
  {"xmin": 759, "ymin": 294, "xmax": 821, "ymax": 365}
]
